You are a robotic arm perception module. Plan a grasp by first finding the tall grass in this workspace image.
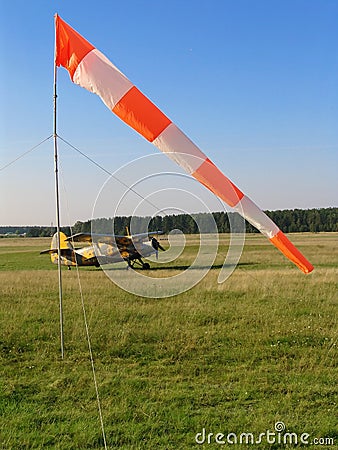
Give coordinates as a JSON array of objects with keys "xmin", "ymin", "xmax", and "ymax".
[{"xmin": 0, "ymin": 234, "xmax": 337, "ymax": 449}]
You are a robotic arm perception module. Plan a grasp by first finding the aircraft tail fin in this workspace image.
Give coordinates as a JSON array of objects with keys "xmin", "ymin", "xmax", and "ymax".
[
  {"xmin": 51, "ymin": 231, "xmax": 73, "ymax": 251},
  {"xmin": 50, "ymin": 232, "xmax": 73, "ymax": 264},
  {"xmin": 40, "ymin": 232, "xmax": 74, "ymax": 264}
]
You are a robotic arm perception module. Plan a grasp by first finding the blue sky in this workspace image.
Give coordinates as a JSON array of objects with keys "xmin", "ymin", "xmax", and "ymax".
[{"xmin": 1, "ymin": 0, "xmax": 337, "ymax": 225}]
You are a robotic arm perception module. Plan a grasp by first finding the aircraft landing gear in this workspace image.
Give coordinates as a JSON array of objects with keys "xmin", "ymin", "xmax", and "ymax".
[{"xmin": 127, "ymin": 258, "xmax": 150, "ymax": 270}]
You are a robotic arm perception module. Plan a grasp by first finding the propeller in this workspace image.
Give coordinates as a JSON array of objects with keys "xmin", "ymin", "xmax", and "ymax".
[{"xmin": 151, "ymin": 237, "xmax": 165, "ymax": 260}]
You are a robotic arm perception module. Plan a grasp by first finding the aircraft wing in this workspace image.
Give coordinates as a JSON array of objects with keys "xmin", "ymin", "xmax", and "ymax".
[
  {"xmin": 40, "ymin": 248, "xmax": 73, "ymax": 255},
  {"xmin": 66, "ymin": 233, "xmax": 129, "ymax": 246},
  {"xmin": 65, "ymin": 233, "xmax": 94, "ymax": 243},
  {"xmin": 66, "ymin": 231, "xmax": 163, "ymax": 245}
]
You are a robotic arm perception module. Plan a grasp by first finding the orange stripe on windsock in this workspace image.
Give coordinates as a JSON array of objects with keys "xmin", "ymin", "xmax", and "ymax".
[
  {"xmin": 270, "ymin": 230, "xmax": 314, "ymax": 273},
  {"xmin": 55, "ymin": 15, "xmax": 94, "ymax": 80},
  {"xmin": 113, "ymin": 86, "xmax": 172, "ymax": 142},
  {"xmin": 192, "ymin": 158, "xmax": 244, "ymax": 207}
]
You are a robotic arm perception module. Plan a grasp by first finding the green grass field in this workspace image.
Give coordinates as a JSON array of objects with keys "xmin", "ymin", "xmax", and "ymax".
[{"xmin": 0, "ymin": 233, "xmax": 337, "ymax": 449}]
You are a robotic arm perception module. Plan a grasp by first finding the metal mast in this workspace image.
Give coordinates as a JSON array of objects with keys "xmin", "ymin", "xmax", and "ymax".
[{"xmin": 53, "ymin": 15, "xmax": 64, "ymax": 359}]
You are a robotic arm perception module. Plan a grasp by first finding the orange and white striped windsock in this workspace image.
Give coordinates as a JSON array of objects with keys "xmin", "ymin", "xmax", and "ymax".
[{"xmin": 54, "ymin": 14, "xmax": 313, "ymax": 274}]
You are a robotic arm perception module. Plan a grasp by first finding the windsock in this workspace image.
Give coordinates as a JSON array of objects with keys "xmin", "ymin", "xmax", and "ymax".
[{"xmin": 54, "ymin": 14, "xmax": 313, "ymax": 273}]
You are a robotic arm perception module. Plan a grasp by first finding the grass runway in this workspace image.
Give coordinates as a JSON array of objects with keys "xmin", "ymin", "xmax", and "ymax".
[{"xmin": 0, "ymin": 233, "xmax": 337, "ymax": 449}]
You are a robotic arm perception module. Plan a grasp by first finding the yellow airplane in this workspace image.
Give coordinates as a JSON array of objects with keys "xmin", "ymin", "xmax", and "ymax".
[{"xmin": 41, "ymin": 229, "xmax": 165, "ymax": 269}]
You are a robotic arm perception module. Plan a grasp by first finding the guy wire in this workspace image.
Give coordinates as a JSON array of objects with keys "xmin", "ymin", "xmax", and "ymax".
[
  {"xmin": 0, "ymin": 135, "xmax": 53, "ymax": 172},
  {"xmin": 59, "ymin": 166, "xmax": 108, "ymax": 449},
  {"xmin": 57, "ymin": 135, "xmax": 165, "ymax": 216}
]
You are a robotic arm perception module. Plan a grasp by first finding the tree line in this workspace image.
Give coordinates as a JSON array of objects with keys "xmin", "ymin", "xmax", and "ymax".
[{"xmin": 1, "ymin": 208, "xmax": 336, "ymax": 238}]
